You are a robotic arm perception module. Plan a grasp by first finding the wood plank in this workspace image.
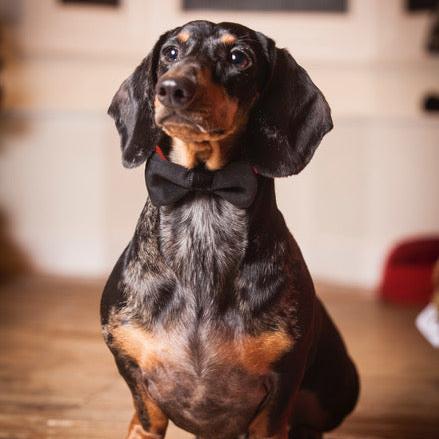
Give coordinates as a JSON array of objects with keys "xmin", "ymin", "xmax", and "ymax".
[{"xmin": 0, "ymin": 276, "xmax": 438, "ymax": 438}]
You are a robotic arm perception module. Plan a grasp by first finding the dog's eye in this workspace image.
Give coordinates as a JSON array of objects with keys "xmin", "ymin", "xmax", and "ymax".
[
  {"xmin": 163, "ymin": 46, "xmax": 179, "ymax": 62},
  {"xmin": 230, "ymin": 49, "xmax": 251, "ymax": 69}
]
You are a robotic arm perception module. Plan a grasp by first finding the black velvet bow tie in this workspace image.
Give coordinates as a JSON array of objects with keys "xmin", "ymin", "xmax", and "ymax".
[{"xmin": 145, "ymin": 148, "xmax": 258, "ymax": 209}]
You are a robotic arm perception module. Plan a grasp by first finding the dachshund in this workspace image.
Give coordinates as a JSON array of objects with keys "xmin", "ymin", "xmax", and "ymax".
[{"xmin": 101, "ymin": 20, "xmax": 359, "ymax": 439}]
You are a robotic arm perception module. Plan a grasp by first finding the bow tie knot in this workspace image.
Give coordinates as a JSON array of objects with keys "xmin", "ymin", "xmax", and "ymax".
[
  {"xmin": 190, "ymin": 169, "xmax": 215, "ymax": 191},
  {"xmin": 145, "ymin": 149, "xmax": 258, "ymax": 209}
]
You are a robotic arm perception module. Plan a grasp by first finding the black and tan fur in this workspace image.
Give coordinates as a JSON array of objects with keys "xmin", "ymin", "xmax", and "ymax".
[{"xmin": 101, "ymin": 21, "xmax": 359, "ymax": 439}]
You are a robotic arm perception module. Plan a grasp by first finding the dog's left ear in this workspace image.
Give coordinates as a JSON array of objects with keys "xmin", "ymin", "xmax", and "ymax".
[
  {"xmin": 108, "ymin": 30, "xmax": 173, "ymax": 168},
  {"xmin": 247, "ymin": 42, "xmax": 333, "ymax": 178}
]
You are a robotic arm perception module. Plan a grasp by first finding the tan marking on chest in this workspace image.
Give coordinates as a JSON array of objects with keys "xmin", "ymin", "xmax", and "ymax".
[
  {"xmin": 220, "ymin": 331, "xmax": 294, "ymax": 374},
  {"xmin": 110, "ymin": 313, "xmax": 293, "ymax": 376},
  {"xmin": 110, "ymin": 323, "xmax": 171, "ymax": 371}
]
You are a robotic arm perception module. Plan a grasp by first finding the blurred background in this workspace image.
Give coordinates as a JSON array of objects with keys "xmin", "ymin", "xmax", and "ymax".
[
  {"xmin": 0, "ymin": 1, "xmax": 438, "ymax": 438},
  {"xmin": 0, "ymin": 0, "xmax": 439, "ymax": 287},
  {"xmin": 1, "ymin": 0, "xmax": 439, "ymax": 286}
]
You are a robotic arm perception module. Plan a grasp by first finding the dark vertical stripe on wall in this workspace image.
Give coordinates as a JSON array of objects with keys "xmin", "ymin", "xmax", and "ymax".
[
  {"xmin": 183, "ymin": 0, "xmax": 348, "ymax": 12},
  {"xmin": 406, "ymin": 0, "xmax": 438, "ymax": 11}
]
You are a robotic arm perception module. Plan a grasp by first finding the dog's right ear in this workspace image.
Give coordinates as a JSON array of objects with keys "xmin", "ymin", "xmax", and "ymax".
[
  {"xmin": 247, "ymin": 37, "xmax": 333, "ymax": 178},
  {"xmin": 108, "ymin": 31, "xmax": 173, "ymax": 168}
]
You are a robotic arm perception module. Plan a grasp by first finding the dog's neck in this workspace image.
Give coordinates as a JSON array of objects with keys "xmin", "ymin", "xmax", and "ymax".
[{"xmin": 168, "ymin": 134, "xmax": 240, "ymax": 170}]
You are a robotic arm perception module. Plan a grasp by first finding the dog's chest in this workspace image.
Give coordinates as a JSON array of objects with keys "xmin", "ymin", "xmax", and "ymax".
[
  {"xmin": 107, "ymin": 195, "xmax": 297, "ymax": 436},
  {"xmin": 159, "ymin": 194, "xmax": 248, "ymax": 293},
  {"xmin": 110, "ymin": 317, "xmax": 292, "ymax": 437}
]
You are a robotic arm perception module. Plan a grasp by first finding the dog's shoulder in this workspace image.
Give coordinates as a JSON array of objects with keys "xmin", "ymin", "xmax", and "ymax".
[{"xmin": 100, "ymin": 198, "xmax": 176, "ymax": 329}]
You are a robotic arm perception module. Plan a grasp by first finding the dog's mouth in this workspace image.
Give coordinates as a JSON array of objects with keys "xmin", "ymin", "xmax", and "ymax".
[
  {"xmin": 155, "ymin": 108, "xmax": 230, "ymax": 141},
  {"xmin": 158, "ymin": 112, "xmax": 211, "ymax": 133}
]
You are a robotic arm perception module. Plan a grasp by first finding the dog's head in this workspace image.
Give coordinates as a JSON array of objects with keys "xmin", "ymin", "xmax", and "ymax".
[{"xmin": 108, "ymin": 20, "xmax": 332, "ymax": 177}]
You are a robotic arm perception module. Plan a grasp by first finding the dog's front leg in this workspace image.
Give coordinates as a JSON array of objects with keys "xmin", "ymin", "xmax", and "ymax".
[
  {"xmin": 248, "ymin": 406, "xmax": 290, "ymax": 439},
  {"xmin": 248, "ymin": 367, "xmax": 305, "ymax": 439},
  {"xmin": 125, "ymin": 393, "xmax": 168, "ymax": 439},
  {"xmin": 115, "ymin": 357, "xmax": 169, "ymax": 439},
  {"xmin": 126, "ymin": 412, "xmax": 166, "ymax": 439}
]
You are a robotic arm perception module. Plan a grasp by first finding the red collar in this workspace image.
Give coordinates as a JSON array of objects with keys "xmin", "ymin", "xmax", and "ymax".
[{"xmin": 155, "ymin": 145, "xmax": 167, "ymax": 161}]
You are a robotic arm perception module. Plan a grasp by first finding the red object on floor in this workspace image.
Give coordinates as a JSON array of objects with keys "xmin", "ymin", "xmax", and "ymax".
[{"xmin": 380, "ymin": 237, "xmax": 439, "ymax": 305}]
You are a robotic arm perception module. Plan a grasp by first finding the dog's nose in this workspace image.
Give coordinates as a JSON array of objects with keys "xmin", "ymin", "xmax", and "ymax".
[{"xmin": 156, "ymin": 77, "xmax": 196, "ymax": 109}]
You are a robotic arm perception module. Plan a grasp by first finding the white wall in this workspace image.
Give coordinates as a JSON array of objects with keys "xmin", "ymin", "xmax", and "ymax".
[{"xmin": 1, "ymin": 0, "xmax": 438, "ymax": 288}]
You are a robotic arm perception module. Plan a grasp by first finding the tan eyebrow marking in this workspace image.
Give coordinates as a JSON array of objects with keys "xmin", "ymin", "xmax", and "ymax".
[
  {"xmin": 220, "ymin": 33, "xmax": 236, "ymax": 45},
  {"xmin": 177, "ymin": 31, "xmax": 190, "ymax": 43}
]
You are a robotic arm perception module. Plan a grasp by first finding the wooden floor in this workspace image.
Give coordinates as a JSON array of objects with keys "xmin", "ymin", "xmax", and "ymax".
[{"xmin": 0, "ymin": 276, "xmax": 438, "ymax": 439}]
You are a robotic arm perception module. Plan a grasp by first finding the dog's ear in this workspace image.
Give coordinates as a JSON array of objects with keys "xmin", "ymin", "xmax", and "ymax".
[
  {"xmin": 108, "ymin": 31, "xmax": 172, "ymax": 168},
  {"xmin": 247, "ymin": 42, "xmax": 333, "ymax": 178}
]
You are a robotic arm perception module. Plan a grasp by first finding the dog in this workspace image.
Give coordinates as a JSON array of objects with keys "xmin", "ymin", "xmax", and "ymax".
[{"xmin": 101, "ymin": 20, "xmax": 359, "ymax": 439}]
